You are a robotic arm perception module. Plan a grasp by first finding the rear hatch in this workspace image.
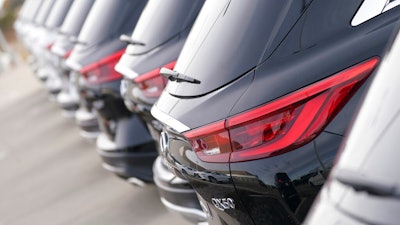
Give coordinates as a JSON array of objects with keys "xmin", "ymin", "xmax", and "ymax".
[
  {"xmin": 15, "ymin": 0, "xmax": 44, "ymax": 38},
  {"xmin": 51, "ymin": 0, "xmax": 95, "ymax": 57},
  {"xmin": 67, "ymin": 0, "xmax": 147, "ymax": 68},
  {"xmin": 43, "ymin": 0, "xmax": 74, "ymax": 30},
  {"xmin": 117, "ymin": 0, "xmax": 204, "ymax": 75},
  {"xmin": 58, "ymin": 0, "xmax": 95, "ymax": 37},
  {"xmin": 33, "ymin": 0, "xmax": 56, "ymax": 26},
  {"xmin": 37, "ymin": 0, "xmax": 74, "ymax": 50},
  {"xmin": 166, "ymin": 0, "xmax": 310, "ymax": 97}
]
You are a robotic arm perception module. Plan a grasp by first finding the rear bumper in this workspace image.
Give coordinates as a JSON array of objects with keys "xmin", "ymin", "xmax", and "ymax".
[
  {"xmin": 96, "ymin": 133, "xmax": 157, "ymax": 183},
  {"xmin": 75, "ymin": 107, "xmax": 100, "ymax": 138},
  {"xmin": 36, "ymin": 66, "xmax": 50, "ymax": 82},
  {"xmin": 57, "ymin": 91, "xmax": 80, "ymax": 112},
  {"xmin": 153, "ymin": 156, "xmax": 207, "ymax": 224}
]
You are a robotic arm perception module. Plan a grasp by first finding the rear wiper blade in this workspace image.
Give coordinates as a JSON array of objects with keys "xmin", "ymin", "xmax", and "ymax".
[
  {"xmin": 160, "ymin": 68, "xmax": 200, "ymax": 84},
  {"xmin": 119, "ymin": 34, "xmax": 145, "ymax": 46},
  {"xmin": 69, "ymin": 36, "xmax": 87, "ymax": 45},
  {"xmin": 334, "ymin": 168, "xmax": 400, "ymax": 197}
]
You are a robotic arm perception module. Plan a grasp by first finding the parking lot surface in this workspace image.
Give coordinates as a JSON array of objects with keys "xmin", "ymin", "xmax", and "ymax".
[{"xmin": 0, "ymin": 61, "xmax": 192, "ymax": 225}]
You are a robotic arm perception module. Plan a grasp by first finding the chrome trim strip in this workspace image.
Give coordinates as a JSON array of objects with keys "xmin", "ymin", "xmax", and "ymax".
[
  {"xmin": 154, "ymin": 176, "xmax": 195, "ymax": 194},
  {"xmin": 351, "ymin": 0, "xmax": 397, "ymax": 26},
  {"xmin": 115, "ymin": 62, "xmax": 139, "ymax": 80},
  {"xmin": 51, "ymin": 44, "xmax": 67, "ymax": 57},
  {"xmin": 160, "ymin": 197, "xmax": 208, "ymax": 222},
  {"xmin": 151, "ymin": 106, "xmax": 190, "ymax": 133},
  {"xmin": 65, "ymin": 59, "xmax": 82, "ymax": 71},
  {"xmin": 153, "ymin": 157, "xmax": 189, "ymax": 185},
  {"xmin": 153, "ymin": 156, "xmax": 175, "ymax": 180},
  {"xmin": 96, "ymin": 133, "xmax": 117, "ymax": 151}
]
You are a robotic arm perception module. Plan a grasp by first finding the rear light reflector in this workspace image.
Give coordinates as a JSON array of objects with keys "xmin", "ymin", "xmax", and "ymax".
[
  {"xmin": 184, "ymin": 58, "xmax": 379, "ymax": 163},
  {"xmin": 46, "ymin": 42, "xmax": 54, "ymax": 51},
  {"xmin": 63, "ymin": 50, "xmax": 72, "ymax": 59},
  {"xmin": 134, "ymin": 61, "xmax": 176, "ymax": 98},
  {"xmin": 79, "ymin": 49, "xmax": 125, "ymax": 84}
]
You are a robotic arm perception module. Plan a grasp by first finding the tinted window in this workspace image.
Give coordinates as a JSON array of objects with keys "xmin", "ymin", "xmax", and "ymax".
[
  {"xmin": 60, "ymin": 0, "xmax": 95, "ymax": 36},
  {"xmin": 167, "ymin": 0, "xmax": 303, "ymax": 97},
  {"xmin": 45, "ymin": 0, "xmax": 74, "ymax": 29},
  {"xmin": 125, "ymin": 0, "xmax": 204, "ymax": 54},
  {"xmin": 77, "ymin": 0, "xmax": 147, "ymax": 46},
  {"xmin": 34, "ymin": 0, "xmax": 55, "ymax": 25}
]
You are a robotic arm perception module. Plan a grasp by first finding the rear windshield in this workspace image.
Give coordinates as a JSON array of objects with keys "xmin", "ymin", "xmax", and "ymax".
[
  {"xmin": 34, "ymin": 0, "xmax": 55, "ymax": 25},
  {"xmin": 45, "ymin": 0, "xmax": 74, "ymax": 29},
  {"xmin": 125, "ymin": 0, "xmax": 204, "ymax": 54},
  {"xmin": 18, "ymin": 0, "xmax": 34, "ymax": 21},
  {"xmin": 60, "ymin": 0, "xmax": 95, "ymax": 36},
  {"xmin": 167, "ymin": 0, "xmax": 306, "ymax": 97},
  {"xmin": 77, "ymin": 0, "xmax": 147, "ymax": 46}
]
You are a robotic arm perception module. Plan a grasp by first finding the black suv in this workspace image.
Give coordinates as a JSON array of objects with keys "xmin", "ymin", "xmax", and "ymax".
[
  {"xmin": 47, "ymin": 0, "xmax": 95, "ymax": 105},
  {"xmin": 151, "ymin": 0, "xmax": 400, "ymax": 224},
  {"xmin": 65, "ymin": 0, "xmax": 147, "ymax": 139},
  {"xmin": 115, "ymin": 0, "xmax": 205, "ymax": 222}
]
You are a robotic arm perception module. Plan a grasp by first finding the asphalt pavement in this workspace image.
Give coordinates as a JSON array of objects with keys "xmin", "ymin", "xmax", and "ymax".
[{"xmin": 0, "ymin": 60, "xmax": 192, "ymax": 225}]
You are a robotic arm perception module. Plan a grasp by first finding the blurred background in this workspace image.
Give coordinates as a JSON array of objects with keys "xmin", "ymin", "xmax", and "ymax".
[{"xmin": 0, "ymin": 0, "xmax": 25, "ymax": 70}]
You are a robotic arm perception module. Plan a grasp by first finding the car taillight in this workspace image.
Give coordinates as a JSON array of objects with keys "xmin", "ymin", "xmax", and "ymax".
[
  {"xmin": 63, "ymin": 50, "xmax": 72, "ymax": 59},
  {"xmin": 133, "ymin": 61, "xmax": 176, "ymax": 98},
  {"xmin": 79, "ymin": 49, "xmax": 125, "ymax": 84},
  {"xmin": 184, "ymin": 58, "xmax": 379, "ymax": 163},
  {"xmin": 46, "ymin": 42, "xmax": 54, "ymax": 51}
]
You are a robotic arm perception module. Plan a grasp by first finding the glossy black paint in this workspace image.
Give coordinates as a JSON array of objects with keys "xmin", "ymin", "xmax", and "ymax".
[
  {"xmin": 64, "ymin": 0, "xmax": 156, "ymax": 181},
  {"xmin": 304, "ymin": 25, "xmax": 400, "ymax": 225},
  {"xmin": 51, "ymin": 0, "xmax": 96, "ymax": 57},
  {"xmin": 67, "ymin": 0, "xmax": 147, "ymax": 67},
  {"xmin": 33, "ymin": 0, "xmax": 56, "ymax": 26},
  {"xmin": 30, "ymin": 0, "xmax": 74, "ymax": 85},
  {"xmin": 153, "ymin": 156, "xmax": 207, "ymax": 223},
  {"xmin": 166, "ymin": 0, "xmax": 311, "ymax": 97},
  {"xmin": 43, "ymin": 0, "xmax": 73, "ymax": 30},
  {"xmin": 15, "ymin": 0, "xmax": 43, "ymax": 26},
  {"xmin": 116, "ymin": 0, "xmax": 206, "ymax": 221},
  {"xmin": 49, "ymin": 0, "xmax": 96, "ymax": 111},
  {"xmin": 152, "ymin": 0, "xmax": 400, "ymax": 224},
  {"xmin": 14, "ymin": 0, "xmax": 42, "ymax": 51},
  {"xmin": 119, "ymin": 0, "xmax": 204, "ymax": 138},
  {"xmin": 64, "ymin": 0, "xmax": 147, "ymax": 115},
  {"xmin": 80, "ymin": 74, "xmax": 156, "ymax": 182}
]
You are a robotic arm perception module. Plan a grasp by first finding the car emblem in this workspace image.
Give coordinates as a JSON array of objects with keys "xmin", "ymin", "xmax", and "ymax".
[
  {"xmin": 160, "ymin": 131, "xmax": 169, "ymax": 155},
  {"xmin": 120, "ymin": 79, "xmax": 128, "ymax": 97},
  {"xmin": 211, "ymin": 197, "xmax": 235, "ymax": 211}
]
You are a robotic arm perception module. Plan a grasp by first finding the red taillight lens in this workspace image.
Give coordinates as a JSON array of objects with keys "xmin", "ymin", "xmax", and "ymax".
[
  {"xmin": 46, "ymin": 42, "xmax": 54, "ymax": 51},
  {"xmin": 185, "ymin": 121, "xmax": 232, "ymax": 163},
  {"xmin": 184, "ymin": 58, "xmax": 379, "ymax": 163},
  {"xmin": 63, "ymin": 50, "xmax": 72, "ymax": 59},
  {"xmin": 79, "ymin": 49, "xmax": 125, "ymax": 84},
  {"xmin": 134, "ymin": 61, "xmax": 176, "ymax": 98}
]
